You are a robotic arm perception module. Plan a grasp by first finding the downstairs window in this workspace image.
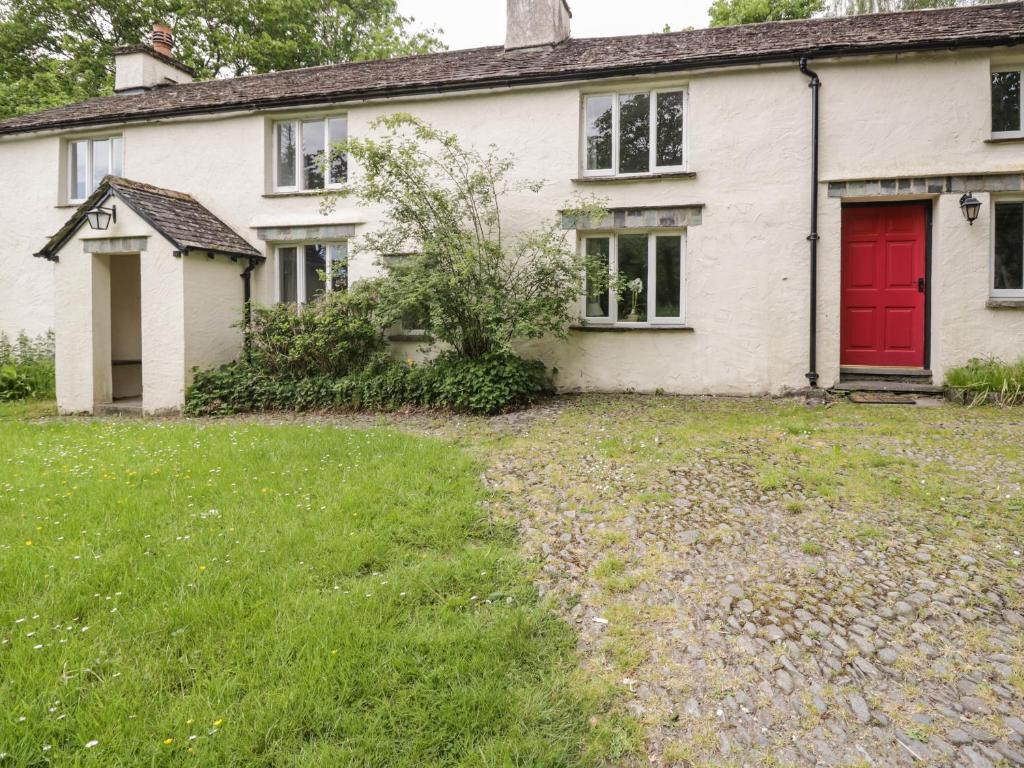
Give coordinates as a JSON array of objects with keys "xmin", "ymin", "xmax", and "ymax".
[
  {"xmin": 582, "ymin": 232, "xmax": 686, "ymax": 324},
  {"xmin": 993, "ymin": 201, "xmax": 1024, "ymax": 298},
  {"xmin": 277, "ymin": 243, "xmax": 348, "ymax": 305}
]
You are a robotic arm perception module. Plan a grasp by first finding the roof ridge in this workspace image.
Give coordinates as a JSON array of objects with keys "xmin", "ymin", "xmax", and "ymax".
[{"xmin": 106, "ymin": 175, "xmax": 197, "ymax": 203}]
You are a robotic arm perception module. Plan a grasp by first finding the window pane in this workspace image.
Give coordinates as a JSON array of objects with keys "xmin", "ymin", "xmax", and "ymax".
[
  {"xmin": 328, "ymin": 117, "xmax": 348, "ymax": 185},
  {"xmin": 992, "ymin": 72, "xmax": 1021, "ymax": 133},
  {"xmin": 617, "ymin": 234, "xmax": 648, "ymax": 322},
  {"xmin": 995, "ymin": 203, "xmax": 1024, "ymax": 291},
  {"xmin": 618, "ymin": 93, "xmax": 650, "ymax": 174},
  {"xmin": 110, "ymin": 136, "xmax": 123, "ymax": 177},
  {"xmin": 91, "ymin": 139, "xmax": 110, "ymax": 191},
  {"xmin": 70, "ymin": 140, "xmax": 88, "ymax": 200},
  {"xmin": 328, "ymin": 242, "xmax": 348, "ymax": 291},
  {"xmin": 275, "ymin": 122, "xmax": 297, "ymax": 188},
  {"xmin": 304, "ymin": 244, "xmax": 327, "ymax": 300},
  {"xmin": 302, "ymin": 119, "xmax": 326, "ymax": 190},
  {"xmin": 584, "ymin": 238, "xmax": 610, "ymax": 318},
  {"xmin": 279, "ymin": 247, "xmax": 298, "ymax": 304},
  {"xmin": 655, "ymin": 236, "xmax": 682, "ymax": 317},
  {"xmin": 656, "ymin": 91, "xmax": 684, "ymax": 167},
  {"xmin": 585, "ymin": 95, "xmax": 613, "ymax": 171}
]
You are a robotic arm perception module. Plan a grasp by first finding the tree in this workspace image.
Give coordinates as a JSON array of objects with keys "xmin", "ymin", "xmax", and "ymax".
[
  {"xmin": 0, "ymin": 0, "xmax": 443, "ymax": 118},
  {"xmin": 708, "ymin": 0, "xmax": 824, "ymax": 26},
  {"xmin": 325, "ymin": 114, "xmax": 606, "ymax": 360},
  {"xmin": 829, "ymin": 0, "xmax": 1012, "ymax": 14}
]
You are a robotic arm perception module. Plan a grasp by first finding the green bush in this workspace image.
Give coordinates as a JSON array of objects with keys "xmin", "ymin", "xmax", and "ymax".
[
  {"xmin": 945, "ymin": 357, "xmax": 1024, "ymax": 406},
  {"xmin": 185, "ymin": 352, "xmax": 551, "ymax": 417},
  {"xmin": 246, "ymin": 290, "xmax": 386, "ymax": 379},
  {"xmin": 0, "ymin": 331, "xmax": 55, "ymax": 401}
]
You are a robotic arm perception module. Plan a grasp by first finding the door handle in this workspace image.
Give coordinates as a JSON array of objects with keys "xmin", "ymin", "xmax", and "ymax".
[{"xmin": 917, "ymin": 277, "xmax": 926, "ymax": 293}]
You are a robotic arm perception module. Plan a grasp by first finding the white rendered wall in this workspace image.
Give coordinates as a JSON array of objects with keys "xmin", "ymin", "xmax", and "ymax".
[{"xmin": 5, "ymin": 46, "xmax": 1024, "ymax": 397}]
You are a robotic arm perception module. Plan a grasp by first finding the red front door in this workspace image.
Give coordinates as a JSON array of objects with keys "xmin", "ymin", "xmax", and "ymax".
[{"xmin": 841, "ymin": 205, "xmax": 927, "ymax": 368}]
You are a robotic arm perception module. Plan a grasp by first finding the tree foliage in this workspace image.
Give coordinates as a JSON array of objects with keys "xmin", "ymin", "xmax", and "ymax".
[
  {"xmin": 708, "ymin": 0, "xmax": 824, "ymax": 26},
  {"xmin": 828, "ymin": 0, "xmax": 1001, "ymax": 13},
  {"xmin": 0, "ymin": 0, "xmax": 442, "ymax": 118},
  {"xmin": 326, "ymin": 114, "xmax": 605, "ymax": 360}
]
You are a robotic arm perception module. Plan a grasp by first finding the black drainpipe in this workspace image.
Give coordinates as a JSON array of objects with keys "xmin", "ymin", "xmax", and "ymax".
[
  {"xmin": 799, "ymin": 57, "xmax": 821, "ymax": 388},
  {"xmin": 241, "ymin": 258, "xmax": 256, "ymax": 362}
]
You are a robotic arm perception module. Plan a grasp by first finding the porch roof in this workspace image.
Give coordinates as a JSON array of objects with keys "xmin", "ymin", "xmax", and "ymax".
[{"xmin": 35, "ymin": 176, "xmax": 263, "ymax": 262}]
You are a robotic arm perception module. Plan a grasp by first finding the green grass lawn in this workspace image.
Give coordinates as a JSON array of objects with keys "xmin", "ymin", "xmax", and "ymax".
[{"xmin": 0, "ymin": 416, "xmax": 606, "ymax": 766}]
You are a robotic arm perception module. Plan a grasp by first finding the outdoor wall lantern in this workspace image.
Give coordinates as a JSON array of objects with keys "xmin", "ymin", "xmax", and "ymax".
[
  {"xmin": 959, "ymin": 192, "xmax": 982, "ymax": 225},
  {"xmin": 84, "ymin": 204, "xmax": 116, "ymax": 230}
]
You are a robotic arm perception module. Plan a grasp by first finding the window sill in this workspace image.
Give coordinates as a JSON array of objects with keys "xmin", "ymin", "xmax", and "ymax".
[
  {"xmin": 263, "ymin": 189, "xmax": 344, "ymax": 199},
  {"xmin": 387, "ymin": 333, "xmax": 433, "ymax": 342},
  {"xmin": 572, "ymin": 171, "xmax": 696, "ymax": 184},
  {"xmin": 987, "ymin": 298, "xmax": 1024, "ymax": 309},
  {"xmin": 986, "ymin": 133, "xmax": 1024, "ymax": 144},
  {"xmin": 570, "ymin": 323, "xmax": 694, "ymax": 332}
]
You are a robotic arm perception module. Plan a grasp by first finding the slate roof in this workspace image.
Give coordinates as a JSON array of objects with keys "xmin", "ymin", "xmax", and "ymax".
[
  {"xmin": 2, "ymin": 3, "xmax": 1023, "ymax": 137},
  {"xmin": 36, "ymin": 176, "xmax": 262, "ymax": 261}
]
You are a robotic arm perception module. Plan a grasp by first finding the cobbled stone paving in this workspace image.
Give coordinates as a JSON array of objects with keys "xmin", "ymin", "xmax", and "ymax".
[
  {"xmin": 479, "ymin": 396, "xmax": 1024, "ymax": 768},
  {"xmin": 236, "ymin": 396, "xmax": 1024, "ymax": 767}
]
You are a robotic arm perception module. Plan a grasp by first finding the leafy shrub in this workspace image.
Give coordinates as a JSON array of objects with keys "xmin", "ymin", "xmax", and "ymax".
[
  {"xmin": 185, "ymin": 352, "xmax": 551, "ymax": 417},
  {"xmin": 246, "ymin": 289, "xmax": 386, "ymax": 379},
  {"xmin": 417, "ymin": 351, "xmax": 551, "ymax": 414},
  {"xmin": 945, "ymin": 357, "xmax": 1024, "ymax": 406},
  {"xmin": 0, "ymin": 331, "xmax": 55, "ymax": 401}
]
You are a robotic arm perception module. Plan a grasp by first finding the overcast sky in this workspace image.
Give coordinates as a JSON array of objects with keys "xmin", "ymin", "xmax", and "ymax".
[{"xmin": 397, "ymin": 0, "xmax": 711, "ymax": 51}]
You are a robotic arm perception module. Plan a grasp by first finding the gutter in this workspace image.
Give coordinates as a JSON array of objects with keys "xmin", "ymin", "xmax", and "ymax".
[
  {"xmin": 799, "ymin": 57, "xmax": 821, "ymax": 389},
  {"xmin": 0, "ymin": 35, "xmax": 1020, "ymax": 137}
]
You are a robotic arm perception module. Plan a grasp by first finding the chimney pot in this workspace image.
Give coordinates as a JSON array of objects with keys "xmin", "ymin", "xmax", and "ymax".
[
  {"xmin": 505, "ymin": 0, "xmax": 571, "ymax": 50},
  {"xmin": 152, "ymin": 23, "xmax": 174, "ymax": 57}
]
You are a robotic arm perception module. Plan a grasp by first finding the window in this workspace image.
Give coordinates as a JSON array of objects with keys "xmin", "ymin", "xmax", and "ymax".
[
  {"xmin": 273, "ymin": 117, "xmax": 347, "ymax": 191},
  {"xmin": 992, "ymin": 71, "xmax": 1023, "ymax": 136},
  {"xmin": 582, "ymin": 89, "xmax": 686, "ymax": 176},
  {"xmin": 277, "ymin": 242, "xmax": 348, "ymax": 305},
  {"xmin": 582, "ymin": 232, "xmax": 685, "ymax": 324},
  {"xmin": 68, "ymin": 136, "xmax": 123, "ymax": 202},
  {"xmin": 993, "ymin": 201, "xmax": 1024, "ymax": 297}
]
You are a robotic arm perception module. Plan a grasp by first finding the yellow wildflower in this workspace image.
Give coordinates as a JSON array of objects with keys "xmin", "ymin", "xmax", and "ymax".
[
  {"xmin": 213, "ymin": 719, "xmax": 223, "ymax": 728},
  {"xmin": 163, "ymin": 738, "xmax": 173, "ymax": 746}
]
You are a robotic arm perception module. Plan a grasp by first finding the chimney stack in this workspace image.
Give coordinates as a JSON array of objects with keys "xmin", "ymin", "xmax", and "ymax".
[
  {"xmin": 505, "ymin": 0, "xmax": 571, "ymax": 50},
  {"xmin": 151, "ymin": 23, "xmax": 174, "ymax": 57},
  {"xmin": 113, "ymin": 22, "xmax": 194, "ymax": 93}
]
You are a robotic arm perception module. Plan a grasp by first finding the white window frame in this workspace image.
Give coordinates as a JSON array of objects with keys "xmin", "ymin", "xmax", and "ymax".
[
  {"xmin": 67, "ymin": 135, "xmax": 123, "ymax": 203},
  {"xmin": 580, "ymin": 88, "xmax": 688, "ymax": 178},
  {"xmin": 274, "ymin": 241, "xmax": 348, "ymax": 305},
  {"xmin": 272, "ymin": 116, "xmax": 348, "ymax": 193},
  {"xmin": 579, "ymin": 230, "xmax": 687, "ymax": 325},
  {"xmin": 991, "ymin": 196, "xmax": 1024, "ymax": 299},
  {"xmin": 991, "ymin": 69, "xmax": 1024, "ymax": 139}
]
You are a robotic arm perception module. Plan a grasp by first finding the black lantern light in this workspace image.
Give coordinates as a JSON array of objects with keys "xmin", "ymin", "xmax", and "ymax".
[
  {"xmin": 84, "ymin": 204, "xmax": 116, "ymax": 230},
  {"xmin": 959, "ymin": 192, "xmax": 982, "ymax": 225}
]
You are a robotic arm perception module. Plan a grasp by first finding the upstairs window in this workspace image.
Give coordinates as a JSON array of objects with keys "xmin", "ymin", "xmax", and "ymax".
[
  {"xmin": 992, "ymin": 71, "xmax": 1022, "ymax": 136},
  {"xmin": 993, "ymin": 201, "xmax": 1024, "ymax": 298},
  {"xmin": 277, "ymin": 243, "xmax": 348, "ymax": 306},
  {"xmin": 68, "ymin": 136, "xmax": 123, "ymax": 202},
  {"xmin": 582, "ymin": 89, "xmax": 686, "ymax": 177},
  {"xmin": 273, "ymin": 117, "xmax": 347, "ymax": 192},
  {"xmin": 582, "ymin": 232, "xmax": 685, "ymax": 324}
]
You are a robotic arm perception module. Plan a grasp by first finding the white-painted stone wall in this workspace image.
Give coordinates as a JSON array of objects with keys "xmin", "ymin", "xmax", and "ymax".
[{"xmin": 3, "ymin": 46, "xmax": 1024, "ymax": 399}]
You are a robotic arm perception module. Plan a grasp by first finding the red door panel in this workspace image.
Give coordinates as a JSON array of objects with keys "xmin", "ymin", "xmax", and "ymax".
[{"xmin": 841, "ymin": 205, "xmax": 927, "ymax": 368}]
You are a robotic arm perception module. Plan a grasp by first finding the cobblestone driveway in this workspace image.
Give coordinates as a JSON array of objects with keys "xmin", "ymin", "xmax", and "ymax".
[{"xmin": 481, "ymin": 396, "xmax": 1024, "ymax": 768}]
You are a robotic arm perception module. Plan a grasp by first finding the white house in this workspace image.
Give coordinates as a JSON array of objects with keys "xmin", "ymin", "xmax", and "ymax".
[{"xmin": 1, "ymin": 0, "xmax": 1023, "ymax": 414}]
